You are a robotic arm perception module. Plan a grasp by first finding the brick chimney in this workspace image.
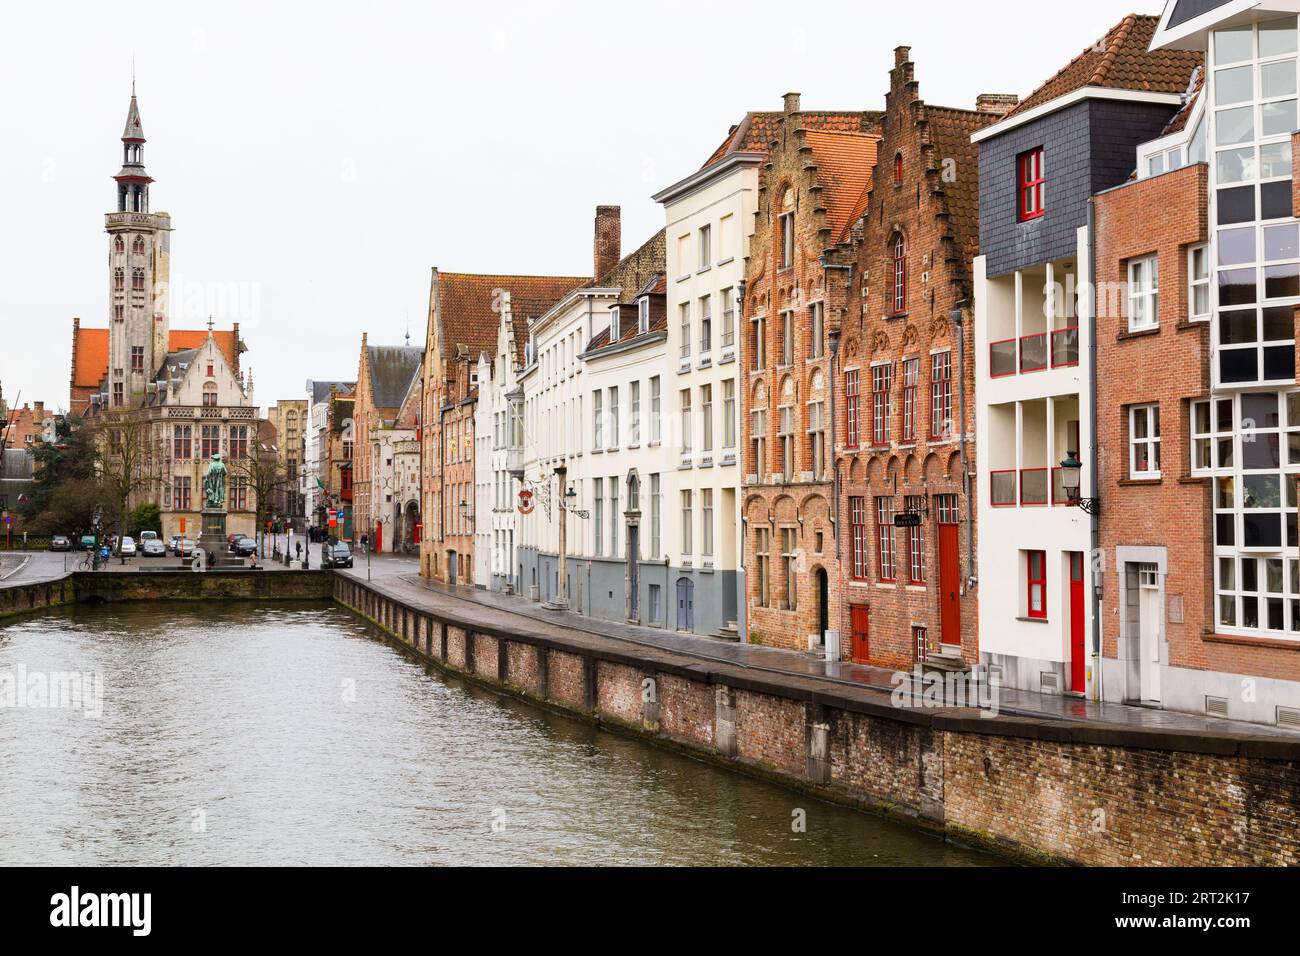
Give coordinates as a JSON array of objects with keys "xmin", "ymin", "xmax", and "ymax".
[
  {"xmin": 783, "ymin": 92, "xmax": 801, "ymax": 115},
  {"xmin": 594, "ymin": 205, "xmax": 621, "ymax": 282},
  {"xmin": 894, "ymin": 46, "xmax": 911, "ymax": 67},
  {"xmin": 976, "ymin": 93, "xmax": 1020, "ymax": 117}
]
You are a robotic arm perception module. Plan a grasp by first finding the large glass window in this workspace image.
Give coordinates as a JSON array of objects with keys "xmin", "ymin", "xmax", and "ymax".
[{"xmin": 1211, "ymin": 16, "xmax": 1299, "ymax": 386}]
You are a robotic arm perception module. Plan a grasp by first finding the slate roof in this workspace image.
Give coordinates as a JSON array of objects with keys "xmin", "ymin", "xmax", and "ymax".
[
  {"xmin": 366, "ymin": 346, "xmax": 424, "ymax": 410},
  {"xmin": 1001, "ymin": 14, "xmax": 1202, "ymax": 121},
  {"xmin": 436, "ymin": 273, "xmax": 587, "ymax": 366},
  {"xmin": 311, "ymin": 380, "xmax": 356, "ymax": 405}
]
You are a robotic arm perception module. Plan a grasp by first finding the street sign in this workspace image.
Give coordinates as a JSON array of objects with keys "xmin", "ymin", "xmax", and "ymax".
[
  {"xmin": 179, "ymin": 517, "xmax": 187, "ymax": 535},
  {"xmin": 3, "ymin": 514, "xmax": 11, "ymax": 526},
  {"xmin": 894, "ymin": 512, "xmax": 923, "ymax": 528}
]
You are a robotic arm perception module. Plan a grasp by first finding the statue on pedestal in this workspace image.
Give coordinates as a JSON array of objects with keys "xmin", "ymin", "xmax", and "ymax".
[{"xmin": 203, "ymin": 453, "xmax": 227, "ymax": 510}]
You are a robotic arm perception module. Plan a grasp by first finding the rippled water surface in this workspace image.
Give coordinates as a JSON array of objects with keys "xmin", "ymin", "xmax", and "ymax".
[{"xmin": 0, "ymin": 602, "xmax": 996, "ymax": 866}]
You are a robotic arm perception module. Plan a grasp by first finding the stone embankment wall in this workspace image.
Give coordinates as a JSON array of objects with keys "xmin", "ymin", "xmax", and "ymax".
[
  {"xmin": 334, "ymin": 576, "xmax": 1300, "ymax": 867},
  {"xmin": 0, "ymin": 570, "xmax": 332, "ymax": 619}
]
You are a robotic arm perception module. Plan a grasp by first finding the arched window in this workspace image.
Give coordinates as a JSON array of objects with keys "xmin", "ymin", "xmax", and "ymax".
[
  {"xmin": 114, "ymin": 236, "xmax": 125, "ymax": 255},
  {"xmin": 113, "ymin": 268, "xmax": 125, "ymax": 291},
  {"xmin": 891, "ymin": 232, "xmax": 907, "ymax": 315},
  {"xmin": 894, "ymin": 152, "xmax": 904, "ymax": 184},
  {"xmin": 132, "ymin": 268, "xmax": 145, "ymax": 292},
  {"xmin": 132, "ymin": 236, "xmax": 146, "ymax": 256}
]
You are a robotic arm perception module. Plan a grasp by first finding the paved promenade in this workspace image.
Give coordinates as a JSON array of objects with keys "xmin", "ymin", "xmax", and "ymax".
[{"xmin": 335, "ymin": 560, "xmax": 1300, "ymax": 740}]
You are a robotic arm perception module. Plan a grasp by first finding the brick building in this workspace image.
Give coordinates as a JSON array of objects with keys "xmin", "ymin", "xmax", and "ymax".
[
  {"xmin": 1092, "ymin": 0, "xmax": 1300, "ymax": 727},
  {"xmin": 973, "ymin": 13, "xmax": 1200, "ymax": 698},
  {"xmin": 740, "ymin": 94, "xmax": 881, "ymax": 652},
  {"xmin": 836, "ymin": 49, "xmax": 1006, "ymax": 669},
  {"xmin": 421, "ymin": 269, "xmax": 584, "ymax": 584},
  {"xmin": 352, "ymin": 335, "xmax": 422, "ymax": 553}
]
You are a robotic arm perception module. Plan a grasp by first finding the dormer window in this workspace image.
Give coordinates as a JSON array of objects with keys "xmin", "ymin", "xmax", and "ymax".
[
  {"xmin": 1018, "ymin": 147, "xmax": 1045, "ymax": 221},
  {"xmin": 638, "ymin": 297, "xmax": 649, "ymax": 333},
  {"xmin": 610, "ymin": 306, "xmax": 621, "ymax": 342}
]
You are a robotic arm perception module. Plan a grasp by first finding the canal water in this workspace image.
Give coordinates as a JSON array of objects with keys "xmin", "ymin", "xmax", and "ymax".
[{"xmin": 0, "ymin": 602, "xmax": 995, "ymax": 866}]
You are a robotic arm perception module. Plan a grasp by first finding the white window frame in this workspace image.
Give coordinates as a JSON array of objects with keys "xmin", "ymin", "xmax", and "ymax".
[
  {"xmin": 1189, "ymin": 243, "xmax": 1211, "ymax": 322},
  {"xmin": 1128, "ymin": 255, "xmax": 1160, "ymax": 332},
  {"xmin": 1129, "ymin": 403, "xmax": 1162, "ymax": 478}
]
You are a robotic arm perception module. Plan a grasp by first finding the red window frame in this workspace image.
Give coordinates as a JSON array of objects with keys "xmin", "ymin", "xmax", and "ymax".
[
  {"xmin": 894, "ymin": 152, "xmax": 904, "ymax": 184},
  {"xmin": 1018, "ymin": 148, "xmax": 1045, "ymax": 222},
  {"xmin": 844, "ymin": 370, "xmax": 861, "ymax": 449},
  {"xmin": 891, "ymin": 233, "xmax": 907, "ymax": 314},
  {"xmin": 174, "ymin": 476, "xmax": 191, "ymax": 512},
  {"xmin": 871, "ymin": 363, "xmax": 892, "ymax": 446},
  {"xmin": 1027, "ymin": 550, "xmax": 1047, "ymax": 619},
  {"xmin": 849, "ymin": 496, "xmax": 868, "ymax": 581},
  {"xmin": 876, "ymin": 496, "xmax": 896, "ymax": 582},
  {"xmin": 130, "ymin": 345, "xmax": 144, "ymax": 372},
  {"xmin": 173, "ymin": 425, "xmax": 192, "ymax": 460},
  {"xmin": 901, "ymin": 357, "xmax": 919, "ymax": 442},
  {"xmin": 930, "ymin": 351, "xmax": 952, "ymax": 440}
]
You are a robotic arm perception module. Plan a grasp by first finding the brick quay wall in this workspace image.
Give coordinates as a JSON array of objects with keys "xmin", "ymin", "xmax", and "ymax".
[{"xmin": 335, "ymin": 576, "xmax": 1300, "ymax": 867}]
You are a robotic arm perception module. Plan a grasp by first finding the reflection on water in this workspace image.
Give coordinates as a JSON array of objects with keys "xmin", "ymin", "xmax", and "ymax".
[{"xmin": 0, "ymin": 602, "xmax": 996, "ymax": 866}]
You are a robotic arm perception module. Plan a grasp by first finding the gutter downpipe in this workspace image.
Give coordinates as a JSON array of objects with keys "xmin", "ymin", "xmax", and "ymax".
[
  {"xmin": 822, "ymin": 257, "xmax": 852, "ymax": 661},
  {"xmin": 736, "ymin": 279, "xmax": 749, "ymax": 643},
  {"xmin": 951, "ymin": 306, "xmax": 975, "ymax": 594},
  {"xmin": 1087, "ymin": 201, "xmax": 1103, "ymax": 703}
]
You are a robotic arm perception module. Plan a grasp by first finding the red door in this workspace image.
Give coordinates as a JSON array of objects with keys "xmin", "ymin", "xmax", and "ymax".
[
  {"xmin": 1070, "ymin": 552, "xmax": 1086, "ymax": 693},
  {"xmin": 938, "ymin": 523, "xmax": 960, "ymax": 647},
  {"xmin": 374, "ymin": 523, "xmax": 383, "ymax": 553},
  {"xmin": 850, "ymin": 605, "xmax": 870, "ymax": 664}
]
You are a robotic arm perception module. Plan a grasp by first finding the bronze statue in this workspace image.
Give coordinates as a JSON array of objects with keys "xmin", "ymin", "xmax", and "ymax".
[{"xmin": 203, "ymin": 453, "xmax": 227, "ymax": 509}]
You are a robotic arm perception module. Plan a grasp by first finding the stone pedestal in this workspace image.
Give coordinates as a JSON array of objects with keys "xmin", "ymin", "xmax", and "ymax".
[{"xmin": 199, "ymin": 508, "xmax": 246, "ymax": 569}]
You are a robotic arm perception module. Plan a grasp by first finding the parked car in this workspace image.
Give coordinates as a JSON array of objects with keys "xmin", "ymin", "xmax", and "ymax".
[
  {"xmin": 50, "ymin": 535, "xmax": 72, "ymax": 552},
  {"xmin": 119, "ymin": 536, "xmax": 137, "ymax": 557},
  {"xmin": 169, "ymin": 534, "xmax": 182, "ymax": 554},
  {"xmin": 141, "ymin": 539, "xmax": 167, "ymax": 558},
  {"xmin": 232, "ymin": 536, "xmax": 258, "ymax": 557},
  {"xmin": 173, "ymin": 538, "xmax": 196, "ymax": 558},
  {"xmin": 322, "ymin": 543, "xmax": 353, "ymax": 569},
  {"xmin": 139, "ymin": 531, "xmax": 159, "ymax": 542},
  {"xmin": 78, "ymin": 535, "xmax": 97, "ymax": 551}
]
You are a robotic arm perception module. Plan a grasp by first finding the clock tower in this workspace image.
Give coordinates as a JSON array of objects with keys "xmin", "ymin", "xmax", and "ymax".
[{"xmin": 105, "ymin": 85, "xmax": 171, "ymax": 408}]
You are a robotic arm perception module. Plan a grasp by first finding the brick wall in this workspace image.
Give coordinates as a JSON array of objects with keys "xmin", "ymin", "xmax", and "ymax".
[
  {"xmin": 1094, "ymin": 165, "xmax": 1229, "ymax": 675},
  {"xmin": 741, "ymin": 94, "xmax": 875, "ymax": 651},
  {"xmin": 837, "ymin": 51, "xmax": 984, "ymax": 667}
]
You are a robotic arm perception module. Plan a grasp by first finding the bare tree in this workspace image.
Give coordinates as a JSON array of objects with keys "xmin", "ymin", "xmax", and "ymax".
[
  {"xmin": 227, "ymin": 425, "xmax": 292, "ymax": 558},
  {"xmin": 91, "ymin": 410, "xmax": 159, "ymax": 554}
]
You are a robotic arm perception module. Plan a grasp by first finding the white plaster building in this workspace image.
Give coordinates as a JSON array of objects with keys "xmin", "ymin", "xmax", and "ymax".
[{"xmin": 654, "ymin": 150, "xmax": 761, "ymax": 638}]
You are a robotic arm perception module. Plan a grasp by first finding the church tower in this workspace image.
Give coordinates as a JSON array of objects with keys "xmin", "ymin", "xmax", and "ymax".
[{"xmin": 106, "ymin": 85, "xmax": 171, "ymax": 408}]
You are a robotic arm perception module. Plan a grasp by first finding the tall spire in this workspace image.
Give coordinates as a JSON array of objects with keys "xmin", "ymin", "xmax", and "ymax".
[
  {"xmin": 115, "ymin": 85, "xmax": 152, "ymax": 213},
  {"xmin": 122, "ymin": 91, "xmax": 144, "ymax": 143}
]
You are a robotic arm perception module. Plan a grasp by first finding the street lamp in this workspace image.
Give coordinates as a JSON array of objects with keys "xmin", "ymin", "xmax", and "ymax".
[{"xmin": 1059, "ymin": 451, "xmax": 1100, "ymax": 516}]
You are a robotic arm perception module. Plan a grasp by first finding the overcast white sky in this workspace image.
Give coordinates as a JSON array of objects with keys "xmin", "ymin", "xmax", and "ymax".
[{"xmin": 0, "ymin": 0, "xmax": 1152, "ymax": 415}]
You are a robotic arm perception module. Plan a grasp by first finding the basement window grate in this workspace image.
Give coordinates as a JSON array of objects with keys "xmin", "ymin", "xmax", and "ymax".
[
  {"xmin": 1205, "ymin": 696, "xmax": 1229, "ymax": 718},
  {"xmin": 1039, "ymin": 672, "xmax": 1059, "ymax": 693},
  {"xmin": 1277, "ymin": 706, "xmax": 1300, "ymax": 730}
]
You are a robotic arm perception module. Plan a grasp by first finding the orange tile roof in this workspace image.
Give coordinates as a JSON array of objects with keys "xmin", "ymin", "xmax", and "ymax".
[
  {"xmin": 1002, "ymin": 14, "xmax": 1201, "ymax": 121},
  {"xmin": 71, "ymin": 327, "xmax": 239, "ymax": 389},
  {"xmin": 804, "ymin": 130, "xmax": 880, "ymax": 243},
  {"xmin": 702, "ymin": 110, "xmax": 883, "ymax": 170},
  {"xmin": 436, "ymin": 273, "xmax": 588, "ymax": 366}
]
